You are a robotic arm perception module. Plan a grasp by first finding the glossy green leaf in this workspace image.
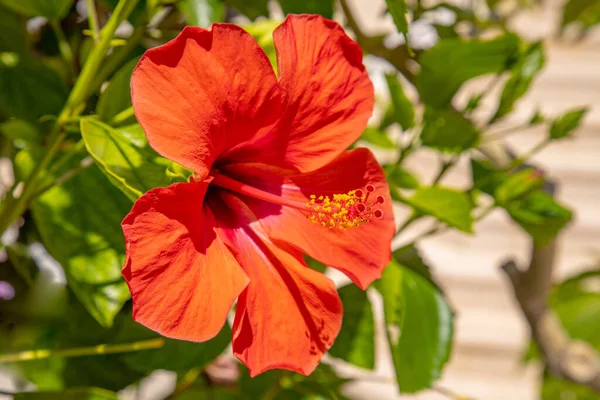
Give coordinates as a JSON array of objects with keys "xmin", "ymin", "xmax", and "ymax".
[
  {"xmin": 178, "ymin": 0, "xmax": 225, "ymax": 27},
  {"xmin": 0, "ymin": 0, "xmax": 74, "ymax": 18},
  {"xmin": 96, "ymin": 57, "xmax": 139, "ymax": 123},
  {"xmin": 385, "ymin": 0, "xmax": 409, "ymax": 35},
  {"xmin": 385, "ymin": 73, "xmax": 415, "ymax": 131},
  {"xmin": 0, "ymin": 5, "xmax": 27, "ymax": 55},
  {"xmin": 506, "ymin": 191, "xmax": 573, "ymax": 246},
  {"xmin": 421, "ymin": 108, "xmax": 480, "ymax": 153},
  {"xmin": 379, "ymin": 260, "xmax": 453, "ymax": 393},
  {"xmin": 29, "ymin": 162, "xmax": 132, "ymax": 327},
  {"xmin": 80, "ymin": 119, "xmax": 175, "ymax": 201},
  {"xmin": 278, "ymin": 0, "xmax": 333, "ymax": 18},
  {"xmin": 228, "ymin": 0, "xmax": 269, "ymax": 20},
  {"xmin": 418, "ymin": 34, "xmax": 520, "ymax": 108},
  {"xmin": 0, "ymin": 53, "xmax": 68, "ymax": 123},
  {"xmin": 14, "ymin": 388, "xmax": 118, "ymax": 400},
  {"xmin": 493, "ymin": 42, "xmax": 545, "ymax": 122},
  {"xmin": 329, "ymin": 284, "xmax": 375, "ymax": 369},
  {"xmin": 360, "ymin": 127, "xmax": 396, "ymax": 149},
  {"xmin": 494, "ymin": 168, "xmax": 543, "ymax": 205},
  {"xmin": 386, "ymin": 166, "xmax": 419, "ymax": 189},
  {"xmin": 0, "ymin": 119, "xmax": 43, "ymax": 149},
  {"xmin": 405, "ymin": 186, "xmax": 474, "ymax": 232},
  {"xmin": 550, "ymin": 107, "xmax": 588, "ymax": 140}
]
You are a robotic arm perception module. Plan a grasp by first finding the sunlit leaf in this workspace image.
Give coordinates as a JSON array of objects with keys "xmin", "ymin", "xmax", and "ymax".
[
  {"xmin": 494, "ymin": 168, "xmax": 543, "ymax": 205},
  {"xmin": 80, "ymin": 119, "xmax": 176, "ymax": 201},
  {"xmin": 493, "ymin": 42, "xmax": 545, "ymax": 122},
  {"xmin": 329, "ymin": 284, "xmax": 375, "ymax": 370},
  {"xmin": 378, "ymin": 260, "xmax": 453, "ymax": 393},
  {"xmin": 421, "ymin": 108, "xmax": 480, "ymax": 153},
  {"xmin": 360, "ymin": 127, "xmax": 396, "ymax": 149},
  {"xmin": 549, "ymin": 107, "xmax": 588, "ymax": 140},
  {"xmin": 405, "ymin": 186, "xmax": 474, "ymax": 232},
  {"xmin": 385, "ymin": 0, "xmax": 409, "ymax": 36},
  {"xmin": 418, "ymin": 34, "xmax": 520, "ymax": 108}
]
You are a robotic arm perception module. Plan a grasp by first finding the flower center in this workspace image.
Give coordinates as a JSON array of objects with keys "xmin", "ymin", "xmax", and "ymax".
[{"xmin": 210, "ymin": 171, "xmax": 385, "ymax": 230}]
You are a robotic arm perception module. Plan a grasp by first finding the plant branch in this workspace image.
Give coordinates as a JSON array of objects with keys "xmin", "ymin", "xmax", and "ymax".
[
  {"xmin": 85, "ymin": 0, "xmax": 101, "ymax": 44},
  {"xmin": 50, "ymin": 20, "xmax": 75, "ymax": 78},
  {"xmin": 0, "ymin": 338, "xmax": 165, "ymax": 363}
]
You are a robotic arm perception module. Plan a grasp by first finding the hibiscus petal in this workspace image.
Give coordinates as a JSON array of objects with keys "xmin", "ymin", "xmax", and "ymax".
[
  {"xmin": 131, "ymin": 24, "xmax": 282, "ymax": 178},
  {"xmin": 272, "ymin": 14, "xmax": 374, "ymax": 173},
  {"xmin": 221, "ymin": 148, "xmax": 394, "ymax": 290},
  {"xmin": 122, "ymin": 181, "xmax": 249, "ymax": 341},
  {"xmin": 211, "ymin": 193, "xmax": 342, "ymax": 377}
]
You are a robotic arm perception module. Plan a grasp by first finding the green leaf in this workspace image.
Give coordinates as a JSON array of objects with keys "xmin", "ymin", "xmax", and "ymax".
[
  {"xmin": 386, "ymin": 166, "xmax": 419, "ymax": 189},
  {"xmin": 303, "ymin": 255, "xmax": 327, "ymax": 273},
  {"xmin": 178, "ymin": 0, "xmax": 226, "ymax": 27},
  {"xmin": 28, "ymin": 162, "xmax": 132, "ymax": 327},
  {"xmin": 405, "ymin": 186, "xmax": 474, "ymax": 232},
  {"xmin": 385, "ymin": 0, "xmax": 409, "ymax": 35},
  {"xmin": 493, "ymin": 42, "xmax": 545, "ymax": 122},
  {"xmin": 549, "ymin": 107, "xmax": 588, "ymax": 140},
  {"xmin": 418, "ymin": 34, "xmax": 520, "ymax": 108},
  {"xmin": 121, "ymin": 323, "xmax": 232, "ymax": 373},
  {"xmin": 542, "ymin": 373, "xmax": 599, "ymax": 400},
  {"xmin": 359, "ymin": 127, "xmax": 396, "ymax": 149},
  {"xmin": 506, "ymin": 191, "xmax": 573, "ymax": 246},
  {"xmin": 228, "ymin": 0, "xmax": 269, "ymax": 20},
  {"xmin": 80, "ymin": 119, "xmax": 175, "ymax": 201},
  {"xmin": 421, "ymin": 108, "xmax": 481, "ymax": 153},
  {"xmin": 0, "ymin": 5, "xmax": 28, "ymax": 55},
  {"xmin": 277, "ymin": 0, "xmax": 333, "ymax": 18},
  {"xmin": 0, "ymin": 53, "xmax": 68, "ymax": 123},
  {"xmin": 0, "ymin": 119, "xmax": 43, "ymax": 149},
  {"xmin": 471, "ymin": 158, "xmax": 509, "ymax": 195},
  {"xmin": 0, "ymin": 0, "xmax": 74, "ymax": 18},
  {"xmin": 14, "ymin": 388, "xmax": 118, "ymax": 400},
  {"xmin": 562, "ymin": 0, "xmax": 600, "ymax": 28},
  {"xmin": 393, "ymin": 244, "xmax": 432, "ymax": 281},
  {"xmin": 385, "ymin": 73, "xmax": 415, "ymax": 131},
  {"xmin": 494, "ymin": 168, "xmax": 543, "ymax": 205},
  {"xmin": 329, "ymin": 284, "xmax": 375, "ymax": 370},
  {"xmin": 96, "ymin": 57, "xmax": 139, "ymax": 123},
  {"xmin": 379, "ymin": 260, "xmax": 453, "ymax": 393}
]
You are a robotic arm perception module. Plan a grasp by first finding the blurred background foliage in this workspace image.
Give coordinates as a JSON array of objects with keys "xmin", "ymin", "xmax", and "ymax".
[{"xmin": 0, "ymin": 0, "xmax": 597, "ymax": 399}]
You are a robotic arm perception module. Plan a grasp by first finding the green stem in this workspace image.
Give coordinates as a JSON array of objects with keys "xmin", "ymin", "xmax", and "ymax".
[
  {"xmin": 432, "ymin": 157, "xmax": 456, "ymax": 185},
  {"xmin": 0, "ymin": 0, "xmax": 140, "ymax": 239},
  {"xmin": 110, "ymin": 106, "xmax": 136, "ymax": 126},
  {"xmin": 85, "ymin": 0, "xmax": 101, "ymax": 44},
  {"xmin": 0, "ymin": 338, "xmax": 165, "ymax": 363},
  {"xmin": 396, "ymin": 211, "xmax": 420, "ymax": 235},
  {"xmin": 50, "ymin": 20, "xmax": 75, "ymax": 78}
]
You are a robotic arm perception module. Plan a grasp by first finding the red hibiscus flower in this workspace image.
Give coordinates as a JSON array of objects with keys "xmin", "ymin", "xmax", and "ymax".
[{"xmin": 122, "ymin": 14, "xmax": 395, "ymax": 377}]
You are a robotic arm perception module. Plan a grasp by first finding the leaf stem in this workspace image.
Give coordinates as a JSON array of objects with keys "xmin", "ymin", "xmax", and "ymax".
[
  {"xmin": 50, "ymin": 20, "xmax": 75, "ymax": 78},
  {"xmin": 0, "ymin": 338, "xmax": 165, "ymax": 363},
  {"xmin": 110, "ymin": 106, "xmax": 136, "ymax": 126},
  {"xmin": 85, "ymin": 0, "xmax": 101, "ymax": 44}
]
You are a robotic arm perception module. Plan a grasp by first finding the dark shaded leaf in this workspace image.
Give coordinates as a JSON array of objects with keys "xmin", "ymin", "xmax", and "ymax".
[
  {"xmin": 277, "ymin": 0, "xmax": 333, "ymax": 18},
  {"xmin": 329, "ymin": 284, "xmax": 375, "ymax": 369},
  {"xmin": 14, "ymin": 388, "xmax": 118, "ymax": 400},
  {"xmin": 96, "ymin": 57, "xmax": 139, "ymax": 123},
  {"xmin": 227, "ymin": 0, "xmax": 269, "ymax": 20},
  {"xmin": 385, "ymin": 73, "xmax": 415, "ymax": 131},
  {"xmin": 0, "ymin": 119, "xmax": 43, "ymax": 149},
  {"xmin": 0, "ymin": 0, "xmax": 74, "ymax": 18},
  {"xmin": 0, "ymin": 5, "xmax": 28, "ymax": 55}
]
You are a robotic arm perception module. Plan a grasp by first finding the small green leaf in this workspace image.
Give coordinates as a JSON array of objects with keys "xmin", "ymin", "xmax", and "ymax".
[
  {"xmin": 386, "ymin": 166, "xmax": 419, "ymax": 189},
  {"xmin": 24, "ymin": 159, "xmax": 132, "ymax": 327},
  {"xmin": 0, "ymin": 119, "xmax": 43, "ymax": 148},
  {"xmin": 506, "ymin": 191, "xmax": 573, "ymax": 246},
  {"xmin": 418, "ymin": 34, "xmax": 520, "ymax": 108},
  {"xmin": 385, "ymin": 0, "xmax": 409, "ymax": 35},
  {"xmin": 277, "ymin": 0, "xmax": 333, "ymax": 18},
  {"xmin": 80, "ymin": 119, "xmax": 176, "ymax": 201},
  {"xmin": 549, "ymin": 108, "xmax": 588, "ymax": 140},
  {"xmin": 0, "ymin": 54, "xmax": 68, "ymax": 123},
  {"xmin": 470, "ymin": 158, "xmax": 509, "ymax": 195},
  {"xmin": 405, "ymin": 186, "xmax": 474, "ymax": 232},
  {"xmin": 384, "ymin": 73, "xmax": 415, "ymax": 131},
  {"xmin": 493, "ymin": 42, "xmax": 545, "ymax": 122},
  {"xmin": 360, "ymin": 127, "xmax": 396, "ymax": 149},
  {"xmin": 303, "ymin": 255, "xmax": 327, "ymax": 273},
  {"xmin": 14, "ymin": 388, "xmax": 119, "ymax": 400},
  {"xmin": 178, "ymin": 0, "xmax": 225, "ymax": 27},
  {"xmin": 494, "ymin": 169, "xmax": 544, "ymax": 205},
  {"xmin": 0, "ymin": 0, "xmax": 74, "ymax": 18},
  {"xmin": 97, "ymin": 57, "xmax": 139, "ymax": 123},
  {"xmin": 378, "ymin": 260, "xmax": 453, "ymax": 393},
  {"xmin": 421, "ymin": 108, "xmax": 480, "ymax": 153},
  {"xmin": 329, "ymin": 284, "xmax": 375, "ymax": 370}
]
